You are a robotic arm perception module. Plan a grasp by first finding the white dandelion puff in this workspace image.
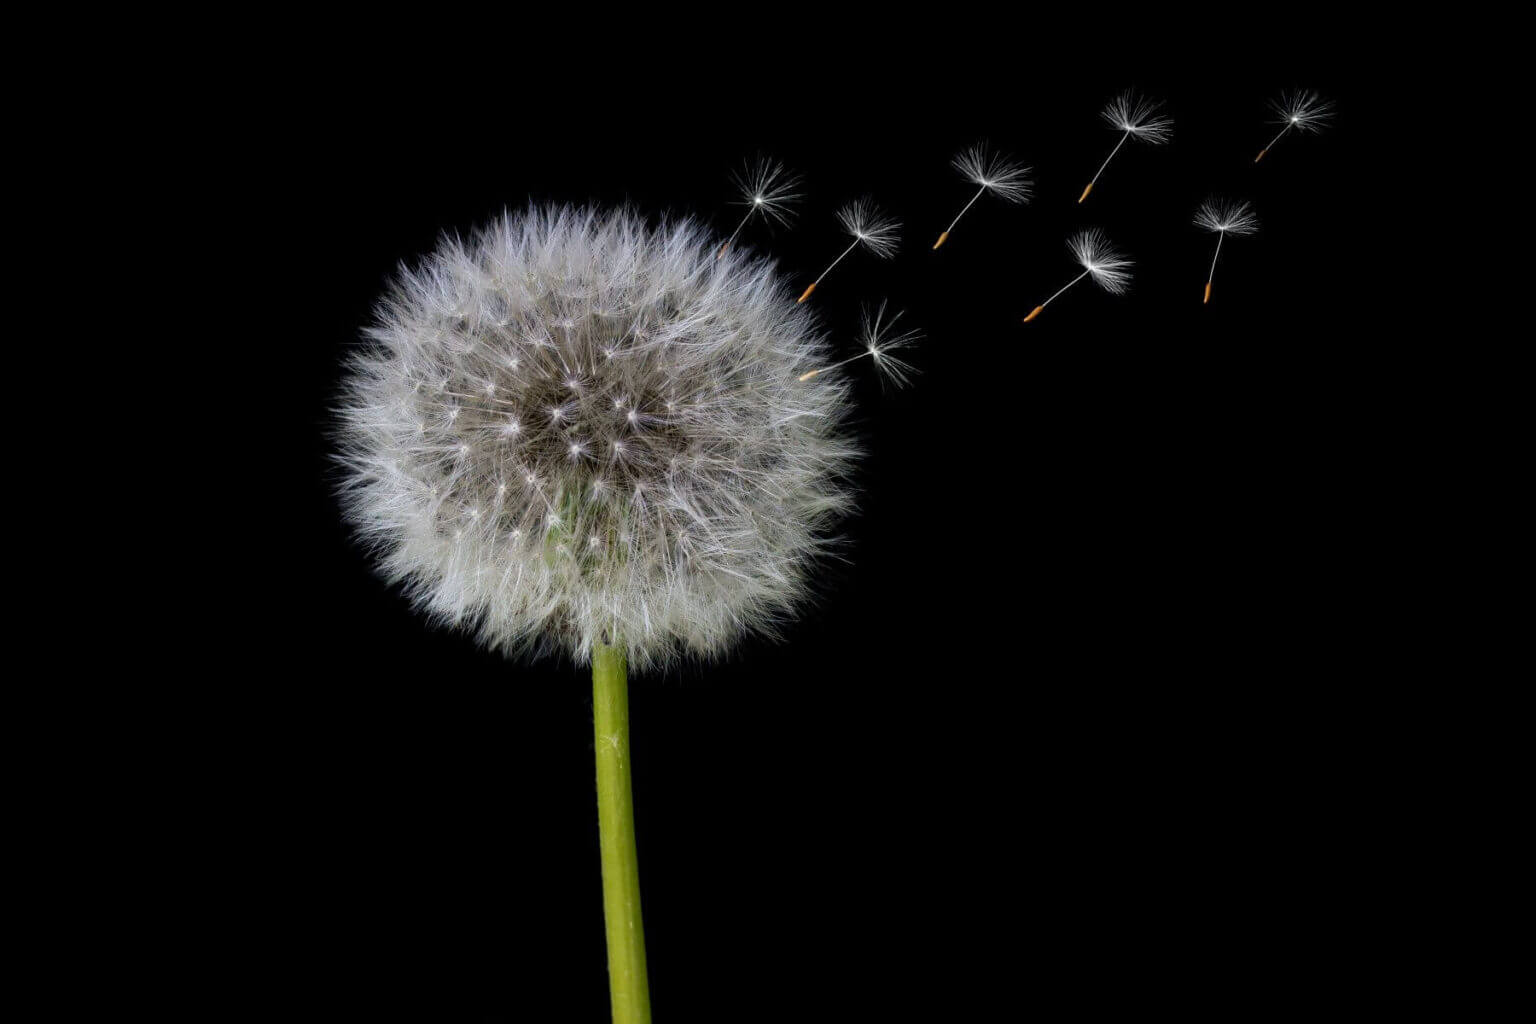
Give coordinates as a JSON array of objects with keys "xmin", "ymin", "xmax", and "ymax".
[
  {"xmin": 1080, "ymin": 90, "xmax": 1173, "ymax": 202},
  {"xmin": 336, "ymin": 205, "xmax": 859, "ymax": 670},
  {"xmin": 1102, "ymin": 92, "xmax": 1175, "ymax": 141},
  {"xmin": 836, "ymin": 198, "xmax": 902, "ymax": 258},
  {"xmin": 1272, "ymin": 90, "xmax": 1334, "ymax": 131},
  {"xmin": 1194, "ymin": 197, "xmax": 1260, "ymax": 236},
  {"xmin": 797, "ymin": 198, "xmax": 901, "ymax": 303},
  {"xmin": 1069, "ymin": 229, "xmax": 1134, "ymax": 293},
  {"xmin": 798, "ymin": 302, "xmax": 921, "ymax": 388},
  {"xmin": 1256, "ymin": 90, "xmax": 1334, "ymax": 162},
  {"xmin": 1023, "ymin": 228, "xmax": 1133, "ymax": 322},
  {"xmin": 933, "ymin": 143, "xmax": 1033, "ymax": 250},
  {"xmin": 717, "ymin": 157, "xmax": 802, "ymax": 257},
  {"xmin": 1194, "ymin": 198, "xmax": 1259, "ymax": 304}
]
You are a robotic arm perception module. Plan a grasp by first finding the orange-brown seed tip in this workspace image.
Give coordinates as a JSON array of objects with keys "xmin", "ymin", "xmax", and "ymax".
[
  {"xmin": 1203, "ymin": 282, "xmax": 1212, "ymax": 304},
  {"xmin": 1254, "ymin": 149, "xmax": 1266, "ymax": 163},
  {"xmin": 1078, "ymin": 183, "xmax": 1094, "ymax": 203},
  {"xmin": 798, "ymin": 369, "xmax": 821, "ymax": 382},
  {"xmin": 797, "ymin": 283, "xmax": 817, "ymax": 303},
  {"xmin": 933, "ymin": 231, "xmax": 950, "ymax": 250},
  {"xmin": 1022, "ymin": 305, "xmax": 1043, "ymax": 323},
  {"xmin": 717, "ymin": 241, "xmax": 729, "ymax": 258}
]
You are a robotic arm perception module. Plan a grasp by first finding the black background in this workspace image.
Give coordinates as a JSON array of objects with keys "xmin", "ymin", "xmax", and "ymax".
[{"xmin": 235, "ymin": 28, "xmax": 1369, "ymax": 1021}]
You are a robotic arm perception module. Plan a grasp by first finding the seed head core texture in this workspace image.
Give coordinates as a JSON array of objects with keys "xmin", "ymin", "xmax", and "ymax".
[{"xmin": 337, "ymin": 206, "xmax": 857, "ymax": 669}]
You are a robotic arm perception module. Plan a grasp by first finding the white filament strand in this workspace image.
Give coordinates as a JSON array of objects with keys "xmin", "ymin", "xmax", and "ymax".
[
  {"xmin": 812, "ymin": 240, "xmax": 861, "ymax": 287},
  {"xmin": 1043, "ymin": 270, "xmax": 1091, "ymax": 308},
  {"xmin": 1090, "ymin": 132, "xmax": 1130, "ymax": 189},
  {"xmin": 944, "ymin": 186, "xmax": 988, "ymax": 235}
]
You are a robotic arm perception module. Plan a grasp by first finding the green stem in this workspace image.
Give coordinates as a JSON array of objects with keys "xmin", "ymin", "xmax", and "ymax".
[{"xmin": 593, "ymin": 643, "xmax": 651, "ymax": 1024}]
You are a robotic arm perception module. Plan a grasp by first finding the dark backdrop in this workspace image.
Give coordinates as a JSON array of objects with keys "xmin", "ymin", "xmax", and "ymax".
[{"xmin": 243, "ymin": 32, "xmax": 1365, "ymax": 1021}]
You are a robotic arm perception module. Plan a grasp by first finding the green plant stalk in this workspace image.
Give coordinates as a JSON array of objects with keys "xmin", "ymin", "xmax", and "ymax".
[{"xmin": 593, "ymin": 643, "xmax": 651, "ymax": 1024}]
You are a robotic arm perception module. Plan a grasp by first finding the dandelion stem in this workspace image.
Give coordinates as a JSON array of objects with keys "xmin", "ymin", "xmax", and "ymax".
[
  {"xmin": 798, "ymin": 350, "xmax": 867, "ymax": 382},
  {"xmin": 718, "ymin": 210, "xmax": 754, "ymax": 258},
  {"xmin": 799, "ymin": 239, "xmax": 861, "ymax": 303},
  {"xmin": 1044, "ymin": 269, "xmax": 1091, "ymax": 309},
  {"xmin": 1205, "ymin": 232, "xmax": 1225, "ymax": 304},
  {"xmin": 1084, "ymin": 132, "xmax": 1129, "ymax": 196},
  {"xmin": 1256, "ymin": 122, "xmax": 1291, "ymax": 162},
  {"xmin": 1025, "ymin": 270, "xmax": 1092, "ymax": 323},
  {"xmin": 814, "ymin": 240, "xmax": 860, "ymax": 287},
  {"xmin": 943, "ymin": 186, "xmax": 987, "ymax": 236},
  {"xmin": 593, "ymin": 643, "xmax": 651, "ymax": 1024}
]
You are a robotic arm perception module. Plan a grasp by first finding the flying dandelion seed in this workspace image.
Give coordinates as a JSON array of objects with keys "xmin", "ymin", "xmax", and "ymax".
[
  {"xmin": 1255, "ymin": 90, "xmax": 1334, "ymax": 162},
  {"xmin": 1022, "ymin": 228, "xmax": 1133, "ymax": 322},
  {"xmin": 1078, "ymin": 91, "xmax": 1173, "ymax": 203},
  {"xmin": 798, "ymin": 302, "xmax": 921, "ymax": 386},
  {"xmin": 1194, "ymin": 198, "xmax": 1259, "ymax": 304},
  {"xmin": 717, "ymin": 157, "xmax": 802, "ymax": 258},
  {"xmin": 797, "ymin": 198, "xmax": 900, "ymax": 303},
  {"xmin": 933, "ymin": 144, "xmax": 1032, "ymax": 250}
]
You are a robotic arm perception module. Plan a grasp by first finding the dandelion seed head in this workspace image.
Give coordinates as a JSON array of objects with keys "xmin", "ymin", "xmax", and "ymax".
[
  {"xmin": 1069, "ymin": 228, "xmax": 1134, "ymax": 294},
  {"xmin": 952, "ymin": 144, "xmax": 1033, "ymax": 204},
  {"xmin": 1270, "ymin": 90, "xmax": 1334, "ymax": 132},
  {"xmin": 336, "ymin": 205, "xmax": 858, "ymax": 669},
  {"xmin": 836, "ymin": 198, "xmax": 901, "ymax": 259},
  {"xmin": 1194, "ymin": 198, "xmax": 1260, "ymax": 236},
  {"xmin": 859, "ymin": 302, "xmax": 921, "ymax": 389},
  {"xmin": 732, "ymin": 157, "xmax": 802, "ymax": 227},
  {"xmin": 1101, "ymin": 91, "xmax": 1174, "ymax": 144}
]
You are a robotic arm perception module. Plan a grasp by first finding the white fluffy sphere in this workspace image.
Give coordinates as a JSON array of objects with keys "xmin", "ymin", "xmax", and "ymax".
[{"xmin": 337, "ymin": 206, "xmax": 857, "ymax": 669}]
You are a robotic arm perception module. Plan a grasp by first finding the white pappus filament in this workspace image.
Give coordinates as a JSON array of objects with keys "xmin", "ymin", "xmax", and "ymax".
[
  {"xmin": 1194, "ymin": 198, "xmax": 1259, "ymax": 304},
  {"xmin": 1079, "ymin": 90, "xmax": 1173, "ymax": 203},
  {"xmin": 717, "ymin": 157, "xmax": 802, "ymax": 258},
  {"xmin": 1255, "ymin": 90, "xmax": 1334, "ymax": 163},
  {"xmin": 798, "ymin": 302, "xmax": 921, "ymax": 387},
  {"xmin": 933, "ymin": 143, "xmax": 1033, "ymax": 250},
  {"xmin": 797, "ymin": 197, "xmax": 901, "ymax": 303},
  {"xmin": 1022, "ymin": 228, "xmax": 1133, "ymax": 322}
]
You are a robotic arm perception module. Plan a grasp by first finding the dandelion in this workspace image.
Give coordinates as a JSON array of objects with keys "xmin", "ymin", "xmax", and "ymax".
[
  {"xmin": 1022, "ymin": 228, "xmax": 1133, "ymax": 322},
  {"xmin": 798, "ymin": 302, "xmax": 921, "ymax": 387},
  {"xmin": 933, "ymin": 143, "xmax": 1032, "ymax": 250},
  {"xmin": 337, "ymin": 205, "xmax": 859, "ymax": 1024},
  {"xmin": 717, "ymin": 157, "xmax": 802, "ymax": 258},
  {"xmin": 1194, "ymin": 198, "xmax": 1259, "ymax": 304},
  {"xmin": 1078, "ymin": 91, "xmax": 1173, "ymax": 203},
  {"xmin": 1255, "ymin": 90, "xmax": 1334, "ymax": 162},
  {"xmin": 797, "ymin": 197, "xmax": 900, "ymax": 303}
]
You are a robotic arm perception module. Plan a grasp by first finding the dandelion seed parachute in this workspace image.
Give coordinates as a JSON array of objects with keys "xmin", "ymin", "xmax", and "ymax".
[
  {"xmin": 1194, "ymin": 198, "xmax": 1259, "ymax": 303},
  {"xmin": 1022, "ymin": 228, "xmax": 1133, "ymax": 322},
  {"xmin": 1078, "ymin": 91, "xmax": 1173, "ymax": 202},
  {"xmin": 1255, "ymin": 90, "xmax": 1334, "ymax": 162},
  {"xmin": 933, "ymin": 144, "xmax": 1032, "ymax": 250},
  {"xmin": 797, "ymin": 198, "xmax": 900, "ymax": 303},
  {"xmin": 337, "ymin": 205, "xmax": 859, "ymax": 671},
  {"xmin": 798, "ymin": 302, "xmax": 921, "ymax": 387},
  {"xmin": 717, "ymin": 157, "xmax": 802, "ymax": 258}
]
